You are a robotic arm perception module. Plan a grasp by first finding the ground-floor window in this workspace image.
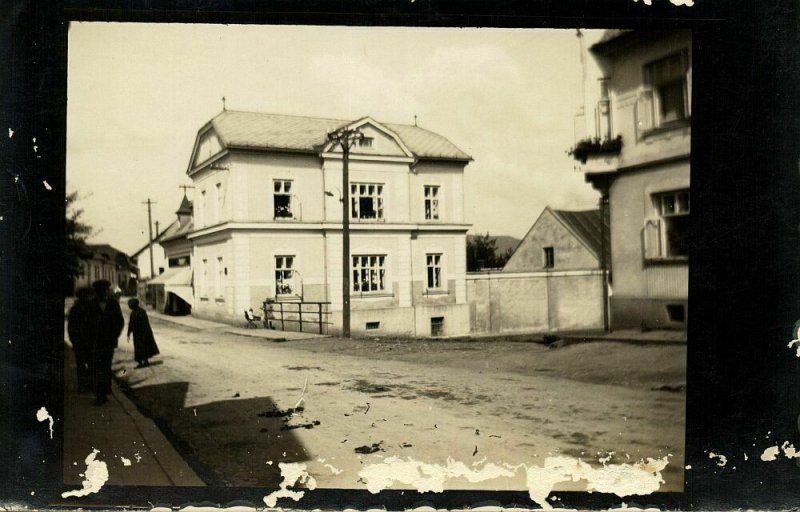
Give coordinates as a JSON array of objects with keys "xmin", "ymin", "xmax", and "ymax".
[
  {"xmin": 275, "ymin": 256, "xmax": 295, "ymax": 296},
  {"xmin": 353, "ymin": 255, "xmax": 386, "ymax": 293},
  {"xmin": 645, "ymin": 189, "xmax": 690, "ymax": 260},
  {"xmin": 426, "ymin": 253, "xmax": 442, "ymax": 289}
]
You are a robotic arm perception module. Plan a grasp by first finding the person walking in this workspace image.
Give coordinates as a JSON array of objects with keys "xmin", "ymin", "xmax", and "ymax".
[
  {"xmin": 67, "ymin": 286, "xmax": 94, "ymax": 393},
  {"xmin": 88, "ymin": 280, "xmax": 124, "ymax": 406},
  {"xmin": 126, "ymin": 298, "xmax": 159, "ymax": 368}
]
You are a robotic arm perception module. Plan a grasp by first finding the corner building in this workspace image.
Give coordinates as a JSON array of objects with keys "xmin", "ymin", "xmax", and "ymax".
[{"xmin": 186, "ymin": 110, "xmax": 472, "ymax": 337}]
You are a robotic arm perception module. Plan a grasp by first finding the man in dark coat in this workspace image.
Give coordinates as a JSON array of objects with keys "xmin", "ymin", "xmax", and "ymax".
[
  {"xmin": 88, "ymin": 280, "xmax": 124, "ymax": 405},
  {"xmin": 127, "ymin": 298, "xmax": 159, "ymax": 368},
  {"xmin": 67, "ymin": 287, "xmax": 94, "ymax": 393}
]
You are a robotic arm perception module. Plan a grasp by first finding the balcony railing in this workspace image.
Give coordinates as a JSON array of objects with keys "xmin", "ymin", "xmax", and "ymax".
[{"xmin": 568, "ymin": 135, "xmax": 623, "ymax": 164}]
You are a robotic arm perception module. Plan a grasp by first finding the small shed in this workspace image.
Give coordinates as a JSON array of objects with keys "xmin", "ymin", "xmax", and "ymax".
[{"xmin": 503, "ymin": 207, "xmax": 609, "ymax": 272}]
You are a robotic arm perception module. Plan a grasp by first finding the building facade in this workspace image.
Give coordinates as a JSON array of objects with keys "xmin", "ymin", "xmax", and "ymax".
[
  {"xmin": 575, "ymin": 29, "xmax": 691, "ymax": 330},
  {"xmin": 184, "ymin": 110, "xmax": 472, "ymax": 337},
  {"xmin": 73, "ymin": 244, "xmax": 137, "ymax": 294}
]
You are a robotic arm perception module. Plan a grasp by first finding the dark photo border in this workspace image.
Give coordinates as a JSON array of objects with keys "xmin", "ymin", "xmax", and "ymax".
[{"xmin": 1, "ymin": 0, "xmax": 799, "ymax": 510}]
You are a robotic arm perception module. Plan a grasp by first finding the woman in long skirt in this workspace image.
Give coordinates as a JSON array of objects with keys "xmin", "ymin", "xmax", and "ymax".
[{"xmin": 127, "ymin": 298, "xmax": 160, "ymax": 368}]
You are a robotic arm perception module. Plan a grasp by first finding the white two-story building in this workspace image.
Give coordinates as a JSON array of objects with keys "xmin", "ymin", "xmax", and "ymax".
[
  {"xmin": 185, "ymin": 110, "xmax": 472, "ymax": 337},
  {"xmin": 575, "ymin": 29, "xmax": 691, "ymax": 331}
]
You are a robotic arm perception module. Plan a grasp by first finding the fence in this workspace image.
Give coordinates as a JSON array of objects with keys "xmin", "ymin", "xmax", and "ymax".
[
  {"xmin": 263, "ymin": 300, "xmax": 332, "ymax": 334},
  {"xmin": 466, "ymin": 269, "xmax": 605, "ymax": 334}
]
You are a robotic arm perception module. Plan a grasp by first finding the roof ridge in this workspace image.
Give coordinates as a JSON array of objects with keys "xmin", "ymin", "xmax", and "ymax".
[{"xmin": 221, "ymin": 109, "xmax": 434, "ymax": 130}]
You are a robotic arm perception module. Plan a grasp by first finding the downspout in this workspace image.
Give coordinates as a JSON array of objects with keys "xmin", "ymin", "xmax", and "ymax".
[{"xmin": 599, "ymin": 188, "xmax": 611, "ymax": 332}]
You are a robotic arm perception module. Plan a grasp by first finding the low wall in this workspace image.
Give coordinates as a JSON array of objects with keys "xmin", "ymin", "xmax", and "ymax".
[{"xmin": 466, "ymin": 270, "xmax": 605, "ymax": 335}]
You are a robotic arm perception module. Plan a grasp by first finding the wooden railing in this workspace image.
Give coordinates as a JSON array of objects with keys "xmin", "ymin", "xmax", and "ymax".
[{"xmin": 262, "ymin": 300, "xmax": 332, "ymax": 334}]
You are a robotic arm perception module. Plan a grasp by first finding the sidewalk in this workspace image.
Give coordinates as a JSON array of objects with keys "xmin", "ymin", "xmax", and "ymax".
[
  {"xmin": 147, "ymin": 309, "xmax": 328, "ymax": 342},
  {"xmin": 561, "ymin": 328, "xmax": 686, "ymax": 345},
  {"xmin": 62, "ymin": 346, "xmax": 205, "ymax": 488}
]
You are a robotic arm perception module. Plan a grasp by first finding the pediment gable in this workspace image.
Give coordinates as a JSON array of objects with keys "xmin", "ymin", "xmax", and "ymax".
[
  {"xmin": 323, "ymin": 118, "xmax": 414, "ymax": 159},
  {"xmin": 189, "ymin": 127, "xmax": 225, "ymax": 171}
]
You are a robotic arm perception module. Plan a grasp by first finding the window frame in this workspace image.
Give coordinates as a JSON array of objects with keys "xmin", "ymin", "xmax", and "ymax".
[
  {"xmin": 350, "ymin": 182, "xmax": 385, "ymax": 221},
  {"xmin": 425, "ymin": 253, "xmax": 443, "ymax": 291},
  {"xmin": 637, "ymin": 49, "xmax": 691, "ymax": 138},
  {"xmin": 543, "ymin": 247, "xmax": 555, "ymax": 269},
  {"xmin": 352, "ymin": 254, "xmax": 387, "ymax": 295},
  {"xmin": 273, "ymin": 180, "xmax": 294, "ymax": 220},
  {"xmin": 645, "ymin": 188, "xmax": 690, "ymax": 262},
  {"xmin": 274, "ymin": 255, "xmax": 296, "ymax": 297},
  {"xmin": 424, "ymin": 185, "xmax": 441, "ymax": 221}
]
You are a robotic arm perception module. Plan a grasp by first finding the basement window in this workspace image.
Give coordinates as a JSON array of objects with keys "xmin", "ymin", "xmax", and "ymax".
[
  {"xmin": 666, "ymin": 304, "xmax": 685, "ymax": 323},
  {"xmin": 366, "ymin": 321, "xmax": 381, "ymax": 330},
  {"xmin": 431, "ymin": 316, "xmax": 444, "ymax": 337}
]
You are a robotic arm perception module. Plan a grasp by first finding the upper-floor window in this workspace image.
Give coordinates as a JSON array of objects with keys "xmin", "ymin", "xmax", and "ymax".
[
  {"xmin": 644, "ymin": 189, "xmax": 690, "ymax": 260},
  {"xmin": 543, "ymin": 247, "xmax": 555, "ymax": 269},
  {"xmin": 353, "ymin": 255, "xmax": 386, "ymax": 293},
  {"xmin": 357, "ymin": 137, "xmax": 374, "ymax": 149},
  {"xmin": 351, "ymin": 183, "xmax": 383, "ymax": 220},
  {"xmin": 275, "ymin": 255, "xmax": 295, "ymax": 296},
  {"xmin": 274, "ymin": 180, "xmax": 293, "ymax": 219},
  {"xmin": 424, "ymin": 186, "xmax": 440, "ymax": 220},
  {"xmin": 426, "ymin": 254, "xmax": 442, "ymax": 290},
  {"xmin": 637, "ymin": 50, "xmax": 691, "ymax": 135}
]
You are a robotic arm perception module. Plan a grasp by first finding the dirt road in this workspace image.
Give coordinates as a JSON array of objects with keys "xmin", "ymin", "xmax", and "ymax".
[{"xmin": 110, "ymin": 315, "xmax": 686, "ymax": 492}]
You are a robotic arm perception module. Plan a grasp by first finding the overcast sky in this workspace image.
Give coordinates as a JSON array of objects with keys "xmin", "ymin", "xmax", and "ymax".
[{"xmin": 67, "ymin": 23, "xmax": 604, "ymax": 254}]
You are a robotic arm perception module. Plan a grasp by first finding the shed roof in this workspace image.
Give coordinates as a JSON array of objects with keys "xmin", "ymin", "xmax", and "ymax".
[
  {"xmin": 551, "ymin": 208, "xmax": 610, "ymax": 261},
  {"xmin": 206, "ymin": 110, "xmax": 472, "ymax": 161}
]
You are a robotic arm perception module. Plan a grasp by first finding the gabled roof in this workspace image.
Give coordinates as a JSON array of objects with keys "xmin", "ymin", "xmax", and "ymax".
[
  {"xmin": 550, "ymin": 208, "xmax": 610, "ymax": 261},
  {"xmin": 197, "ymin": 110, "xmax": 472, "ymax": 163},
  {"xmin": 85, "ymin": 244, "xmax": 137, "ymax": 270},
  {"xmin": 160, "ymin": 219, "xmax": 194, "ymax": 244},
  {"xmin": 131, "ymin": 219, "xmax": 179, "ymax": 259}
]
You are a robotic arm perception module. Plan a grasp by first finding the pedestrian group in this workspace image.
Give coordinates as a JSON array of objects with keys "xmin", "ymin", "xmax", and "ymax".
[{"xmin": 67, "ymin": 280, "xmax": 160, "ymax": 406}]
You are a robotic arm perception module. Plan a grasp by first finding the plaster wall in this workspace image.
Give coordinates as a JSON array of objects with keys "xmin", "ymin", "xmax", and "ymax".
[{"xmin": 504, "ymin": 209, "xmax": 598, "ymax": 272}]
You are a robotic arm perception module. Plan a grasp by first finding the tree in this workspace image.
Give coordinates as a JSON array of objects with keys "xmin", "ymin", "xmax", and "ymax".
[
  {"xmin": 65, "ymin": 192, "xmax": 92, "ymax": 291},
  {"xmin": 467, "ymin": 233, "xmax": 510, "ymax": 271}
]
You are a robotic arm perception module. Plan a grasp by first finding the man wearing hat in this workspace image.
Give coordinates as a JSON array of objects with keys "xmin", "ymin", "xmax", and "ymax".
[{"xmin": 88, "ymin": 280, "xmax": 125, "ymax": 405}]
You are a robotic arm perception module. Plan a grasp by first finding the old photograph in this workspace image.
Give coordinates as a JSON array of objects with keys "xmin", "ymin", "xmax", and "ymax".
[{"xmin": 62, "ymin": 24, "xmax": 689, "ymax": 505}]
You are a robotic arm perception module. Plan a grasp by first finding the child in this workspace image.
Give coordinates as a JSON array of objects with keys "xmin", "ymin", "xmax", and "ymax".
[{"xmin": 127, "ymin": 298, "xmax": 160, "ymax": 368}]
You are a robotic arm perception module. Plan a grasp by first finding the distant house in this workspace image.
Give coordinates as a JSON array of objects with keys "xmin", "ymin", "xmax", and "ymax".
[
  {"xmin": 574, "ymin": 29, "xmax": 690, "ymax": 330},
  {"xmin": 73, "ymin": 244, "xmax": 137, "ymax": 294},
  {"xmin": 131, "ymin": 227, "xmax": 170, "ymax": 281},
  {"xmin": 182, "ymin": 109, "xmax": 472, "ymax": 336},
  {"xmin": 144, "ymin": 195, "xmax": 194, "ymax": 314},
  {"xmin": 503, "ymin": 207, "xmax": 609, "ymax": 272}
]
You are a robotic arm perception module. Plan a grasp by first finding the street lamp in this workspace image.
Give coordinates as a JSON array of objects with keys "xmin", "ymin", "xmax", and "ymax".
[{"xmin": 326, "ymin": 126, "xmax": 364, "ymax": 338}]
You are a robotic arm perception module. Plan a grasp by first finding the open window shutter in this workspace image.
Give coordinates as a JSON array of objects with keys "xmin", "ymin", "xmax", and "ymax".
[
  {"xmin": 635, "ymin": 89, "xmax": 655, "ymax": 139},
  {"xmin": 643, "ymin": 218, "xmax": 662, "ymax": 260}
]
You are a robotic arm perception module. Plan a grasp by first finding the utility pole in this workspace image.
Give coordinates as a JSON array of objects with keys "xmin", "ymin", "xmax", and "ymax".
[
  {"xmin": 326, "ymin": 126, "xmax": 364, "ymax": 338},
  {"xmin": 142, "ymin": 198, "xmax": 156, "ymax": 278}
]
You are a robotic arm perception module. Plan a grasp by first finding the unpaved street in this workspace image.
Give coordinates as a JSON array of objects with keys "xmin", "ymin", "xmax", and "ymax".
[{"xmin": 111, "ymin": 315, "xmax": 686, "ymax": 492}]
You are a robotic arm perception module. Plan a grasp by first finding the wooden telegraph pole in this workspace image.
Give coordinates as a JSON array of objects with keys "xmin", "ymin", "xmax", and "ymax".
[
  {"xmin": 142, "ymin": 198, "xmax": 156, "ymax": 278},
  {"xmin": 326, "ymin": 127, "xmax": 364, "ymax": 338}
]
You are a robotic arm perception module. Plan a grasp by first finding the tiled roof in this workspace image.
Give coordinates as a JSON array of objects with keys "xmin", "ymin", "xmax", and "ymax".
[
  {"xmin": 207, "ymin": 110, "xmax": 471, "ymax": 161},
  {"xmin": 551, "ymin": 208, "xmax": 610, "ymax": 261},
  {"xmin": 161, "ymin": 219, "xmax": 193, "ymax": 243}
]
